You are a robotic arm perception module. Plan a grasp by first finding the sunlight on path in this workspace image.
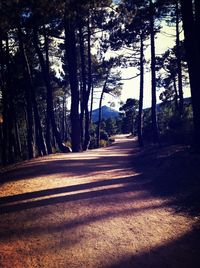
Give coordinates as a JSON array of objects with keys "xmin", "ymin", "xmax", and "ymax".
[{"xmin": 0, "ymin": 135, "xmax": 199, "ymax": 268}]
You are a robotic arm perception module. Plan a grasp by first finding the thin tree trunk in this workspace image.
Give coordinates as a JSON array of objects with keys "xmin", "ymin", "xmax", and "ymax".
[
  {"xmin": 176, "ymin": 1, "xmax": 184, "ymax": 114},
  {"xmin": 194, "ymin": 0, "xmax": 200, "ymax": 51},
  {"xmin": 43, "ymin": 27, "xmax": 52, "ymax": 155},
  {"xmin": 64, "ymin": 11, "xmax": 81, "ymax": 152},
  {"xmin": 79, "ymin": 25, "xmax": 87, "ymax": 149},
  {"xmin": 19, "ymin": 25, "xmax": 47, "ymax": 157},
  {"xmin": 90, "ymin": 83, "xmax": 94, "ymax": 124},
  {"xmin": 5, "ymin": 35, "xmax": 18, "ymax": 163},
  {"xmin": 97, "ymin": 73, "xmax": 109, "ymax": 148},
  {"xmin": 33, "ymin": 27, "xmax": 70, "ymax": 153},
  {"xmin": 138, "ymin": 33, "xmax": 144, "ymax": 147},
  {"xmin": 18, "ymin": 26, "xmax": 34, "ymax": 159},
  {"xmin": 173, "ymin": 76, "xmax": 179, "ymax": 111},
  {"xmin": 150, "ymin": 0, "xmax": 159, "ymax": 143},
  {"xmin": 62, "ymin": 96, "xmax": 66, "ymax": 141},
  {"xmin": 0, "ymin": 34, "xmax": 8, "ymax": 165},
  {"xmin": 28, "ymin": 64, "xmax": 47, "ymax": 156},
  {"xmin": 84, "ymin": 15, "xmax": 92, "ymax": 150},
  {"xmin": 84, "ymin": 105, "xmax": 90, "ymax": 150},
  {"xmin": 32, "ymin": 85, "xmax": 47, "ymax": 156},
  {"xmin": 80, "ymin": 91, "xmax": 84, "ymax": 148},
  {"xmin": 14, "ymin": 119, "xmax": 22, "ymax": 158},
  {"xmin": 180, "ymin": 0, "xmax": 200, "ymax": 151},
  {"xmin": 97, "ymin": 90, "xmax": 104, "ymax": 148}
]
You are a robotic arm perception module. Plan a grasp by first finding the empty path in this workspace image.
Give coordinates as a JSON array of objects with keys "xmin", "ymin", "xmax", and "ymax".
[{"xmin": 0, "ymin": 135, "xmax": 199, "ymax": 268}]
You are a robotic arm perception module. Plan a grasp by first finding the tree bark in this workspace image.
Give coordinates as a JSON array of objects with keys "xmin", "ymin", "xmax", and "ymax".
[
  {"xmin": 61, "ymin": 96, "xmax": 66, "ymax": 141},
  {"xmin": 97, "ymin": 73, "xmax": 109, "ymax": 148},
  {"xmin": 32, "ymin": 84, "xmax": 47, "ymax": 156},
  {"xmin": 176, "ymin": 1, "xmax": 184, "ymax": 114},
  {"xmin": 173, "ymin": 76, "xmax": 179, "ymax": 111},
  {"xmin": 29, "ymin": 61, "xmax": 47, "ymax": 156},
  {"xmin": 19, "ymin": 25, "xmax": 47, "ymax": 157},
  {"xmin": 180, "ymin": 0, "xmax": 200, "ymax": 151},
  {"xmin": 79, "ymin": 25, "xmax": 87, "ymax": 149},
  {"xmin": 0, "ymin": 33, "xmax": 8, "ymax": 165},
  {"xmin": 97, "ymin": 90, "xmax": 104, "ymax": 148},
  {"xmin": 64, "ymin": 12, "xmax": 81, "ymax": 152},
  {"xmin": 84, "ymin": 15, "xmax": 92, "ymax": 150},
  {"xmin": 33, "ymin": 27, "xmax": 70, "ymax": 153},
  {"xmin": 150, "ymin": 0, "xmax": 159, "ymax": 143},
  {"xmin": 14, "ymin": 119, "xmax": 22, "ymax": 158},
  {"xmin": 90, "ymin": 83, "xmax": 94, "ymax": 124},
  {"xmin": 138, "ymin": 33, "xmax": 144, "ymax": 147},
  {"xmin": 194, "ymin": 0, "xmax": 200, "ymax": 51},
  {"xmin": 18, "ymin": 26, "xmax": 34, "ymax": 159}
]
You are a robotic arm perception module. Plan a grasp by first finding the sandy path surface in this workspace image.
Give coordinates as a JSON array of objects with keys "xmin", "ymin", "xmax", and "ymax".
[{"xmin": 0, "ymin": 135, "xmax": 199, "ymax": 268}]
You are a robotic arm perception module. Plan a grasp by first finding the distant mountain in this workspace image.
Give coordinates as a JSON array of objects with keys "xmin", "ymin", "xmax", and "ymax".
[{"xmin": 92, "ymin": 105, "xmax": 120, "ymax": 122}]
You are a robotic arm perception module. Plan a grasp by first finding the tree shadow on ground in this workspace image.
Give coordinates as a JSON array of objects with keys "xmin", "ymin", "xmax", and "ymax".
[
  {"xmin": 131, "ymin": 144, "xmax": 200, "ymax": 216},
  {"xmin": 105, "ymin": 228, "xmax": 200, "ymax": 268},
  {"xmin": 0, "ymin": 141, "xmax": 138, "ymax": 184},
  {"xmin": 0, "ymin": 201, "xmax": 164, "ymax": 241},
  {"xmin": 0, "ymin": 139, "xmax": 200, "ymax": 267},
  {"xmin": 0, "ymin": 174, "xmax": 149, "ymax": 213},
  {"xmin": 1, "ymin": 140, "xmax": 200, "ymax": 216}
]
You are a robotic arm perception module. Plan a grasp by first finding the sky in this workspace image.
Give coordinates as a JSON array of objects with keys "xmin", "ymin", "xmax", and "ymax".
[
  {"xmin": 95, "ymin": 23, "xmax": 191, "ymax": 111},
  {"xmin": 52, "ymin": 17, "xmax": 191, "ymax": 112}
]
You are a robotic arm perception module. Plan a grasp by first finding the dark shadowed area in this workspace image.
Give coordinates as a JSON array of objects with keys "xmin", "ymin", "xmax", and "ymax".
[{"xmin": 0, "ymin": 136, "xmax": 199, "ymax": 268}]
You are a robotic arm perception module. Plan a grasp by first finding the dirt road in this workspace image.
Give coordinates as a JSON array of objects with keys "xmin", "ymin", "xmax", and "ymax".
[{"xmin": 0, "ymin": 135, "xmax": 199, "ymax": 268}]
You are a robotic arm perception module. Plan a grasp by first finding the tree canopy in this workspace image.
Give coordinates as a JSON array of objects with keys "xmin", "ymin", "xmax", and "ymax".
[{"xmin": 0, "ymin": 0, "xmax": 200, "ymax": 166}]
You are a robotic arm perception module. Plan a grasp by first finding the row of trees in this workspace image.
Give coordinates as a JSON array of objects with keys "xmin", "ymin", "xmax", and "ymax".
[
  {"xmin": 0, "ymin": 0, "xmax": 121, "ymax": 165},
  {"xmin": 0, "ymin": 0, "xmax": 200, "ymax": 166},
  {"xmin": 109, "ymin": 0, "xmax": 200, "ymax": 149}
]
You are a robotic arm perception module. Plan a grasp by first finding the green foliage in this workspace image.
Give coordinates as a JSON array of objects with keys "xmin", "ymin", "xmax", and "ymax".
[
  {"xmin": 160, "ymin": 104, "xmax": 193, "ymax": 144},
  {"xmin": 100, "ymin": 129, "xmax": 109, "ymax": 141},
  {"xmin": 99, "ymin": 139, "xmax": 109, "ymax": 147},
  {"xmin": 89, "ymin": 118, "xmax": 119, "ymax": 149},
  {"xmin": 143, "ymin": 101, "xmax": 193, "ymax": 144},
  {"xmin": 119, "ymin": 98, "xmax": 139, "ymax": 135}
]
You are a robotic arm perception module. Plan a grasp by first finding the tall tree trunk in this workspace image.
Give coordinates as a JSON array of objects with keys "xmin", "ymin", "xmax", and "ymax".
[
  {"xmin": 33, "ymin": 27, "xmax": 70, "ymax": 153},
  {"xmin": 84, "ymin": 15, "xmax": 92, "ymax": 150},
  {"xmin": 29, "ymin": 64, "xmax": 47, "ymax": 156},
  {"xmin": 14, "ymin": 119, "xmax": 22, "ymax": 158},
  {"xmin": 97, "ymin": 73, "xmax": 109, "ymax": 148},
  {"xmin": 19, "ymin": 26, "xmax": 46, "ymax": 157},
  {"xmin": 138, "ymin": 33, "xmax": 144, "ymax": 147},
  {"xmin": 80, "ymin": 84, "xmax": 84, "ymax": 148},
  {"xmin": 180, "ymin": 0, "xmax": 200, "ymax": 151},
  {"xmin": 173, "ymin": 76, "xmax": 179, "ymax": 111},
  {"xmin": 194, "ymin": 0, "xmax": 200, "ymax": 51},
  {"xmin": 90, "ymin": 83, "xmax": 94, "ymax": 124},
  {"xmin": 0, "ymin": 33, "xmax": 8, "ymax": 165},
  {"xmin": 61, "ymin": 96, "xmax": 66, "ymax": 141},
  {"xmin": 84, "ymin": 105, "xmax": 90, "ymax": 150},
  {"xmin": 79, "ymin": 25, "xmax": 87, "ymax": 149},
  {"xmin": 18, "ymin": 26, "xmax": 34, "ymax": 159},
  {"xmin": 64, "ymin": 12, "xmax": 81, "ymax": 152},
  {"xmin": 150, "ymin": 0, "xmax": 159, "ymax": 143},
  {"xmin": 45, "ymin": 114, "xmax": 52, "ymax": 154},
  {"xmin": 32, "ymin": 86, "xmax": 47, "ymax": 156},
  {"xmin": 97, "ymin": 90, "xmax": 104, "ymax": 148},
  {"xmin": 43, "ymin": 27, "xmax": 53, "ymax": 155},
  {"xmin": 176, "ymin": 1, "xmax": 184, "ymax": 114},
  {"xmin": 5, "ymin": 35, "xmax": 18, "ymax": 163}
]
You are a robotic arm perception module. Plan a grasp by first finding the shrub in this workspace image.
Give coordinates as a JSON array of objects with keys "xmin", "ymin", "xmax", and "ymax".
[
  {"xmin": 100, "ymin": 130, "xmax": 109, "ymax": 141},
  {"xmin": 99, "ymin": 139, "xmax": 109, "ymax": 147}
]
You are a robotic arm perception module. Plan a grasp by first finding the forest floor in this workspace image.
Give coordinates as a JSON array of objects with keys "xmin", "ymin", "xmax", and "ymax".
[{"xmin": 0, "ymin": 135, "xmax": 200, "ymax": 268}]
